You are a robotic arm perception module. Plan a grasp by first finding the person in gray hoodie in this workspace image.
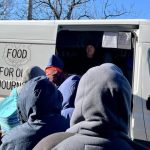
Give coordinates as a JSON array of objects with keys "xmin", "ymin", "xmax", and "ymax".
[{"xmin": 33, "ymin": 63, "xmax": 148, "ymax": 150}]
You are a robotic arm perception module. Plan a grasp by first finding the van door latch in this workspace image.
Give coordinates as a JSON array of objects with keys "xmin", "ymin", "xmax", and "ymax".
[{"xmin": 146, "ymin": 96, "xmax": 150, "ymax": 110}]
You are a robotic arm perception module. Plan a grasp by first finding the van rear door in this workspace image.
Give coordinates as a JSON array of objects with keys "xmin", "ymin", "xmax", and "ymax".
[{"xmin": 141, "ymin": 43, "xmax": 150, "ymax": 142}]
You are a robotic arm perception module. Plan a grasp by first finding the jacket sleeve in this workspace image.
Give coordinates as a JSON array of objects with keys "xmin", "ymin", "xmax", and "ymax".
[{"xmin": 0, "ymin": 142, "xmax": 15, "ymax": 150}]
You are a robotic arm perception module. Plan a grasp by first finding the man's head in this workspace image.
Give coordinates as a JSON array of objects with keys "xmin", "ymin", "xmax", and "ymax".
[
  {"xmin": 86, "ymin": 44, "xmax": 96, "ymax": 58},
  {"xmin": 45, "ymin": 55, "xmax": 64, "ymax": 86}
]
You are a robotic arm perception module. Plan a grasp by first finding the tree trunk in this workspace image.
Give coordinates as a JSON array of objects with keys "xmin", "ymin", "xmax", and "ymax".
[{"xmin": 27, "ymin": 0, "xmax": 32, "ymax": 20}]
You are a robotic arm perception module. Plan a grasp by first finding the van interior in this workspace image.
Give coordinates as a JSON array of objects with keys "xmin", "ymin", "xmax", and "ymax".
[
  {"xmin": 56, "ymin": 25, "xmax": 135, "ymax": 86},
  {"xmin": 56, "ymin": 24, "xmax": 150, "ymax": 147}
]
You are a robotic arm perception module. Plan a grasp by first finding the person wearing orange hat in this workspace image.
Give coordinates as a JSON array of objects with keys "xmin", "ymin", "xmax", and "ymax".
[{"xmin": 45, "ymin": 55, "xmax": 65, "ymax": 87}]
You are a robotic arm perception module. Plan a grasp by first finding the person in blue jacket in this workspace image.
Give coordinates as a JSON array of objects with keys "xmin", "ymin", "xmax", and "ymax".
[
  {"xmin": 0, "ymin": 76, "xmax": 68, "ymax": 150},
  {"xmin": 58, "ymin": 75, "xmax": 80, "ymax": 124}
]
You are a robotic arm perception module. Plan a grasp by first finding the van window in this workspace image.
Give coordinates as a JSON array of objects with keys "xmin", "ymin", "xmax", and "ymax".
[{"xmin": 56, "ymin": 30, "xmax": 134, "ymax": 85}]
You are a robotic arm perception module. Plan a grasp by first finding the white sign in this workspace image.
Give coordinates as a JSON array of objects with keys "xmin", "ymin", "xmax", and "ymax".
[
  {"xmin": 102, "ymin": 32, "xmax": 118, "ymax": 48},
  {"xmin": 102, "ymin": 32, "xmax": 132, "ymax": 50},
  {"xmin": 118, "ymin": 32, "xmax": 131, "ymax": 49}
]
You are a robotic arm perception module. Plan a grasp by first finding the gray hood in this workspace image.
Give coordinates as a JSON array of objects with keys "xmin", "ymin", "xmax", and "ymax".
[
  {"xmin": 17, "ymin": 66, "xmax": 46, "ymax": 95},
  {"xmin": 22, "ymin": 66, "xmax": 46, "ymax": 83},
  {"xmin": 67, "ymin": 63, "xmax": 132, "ymax": 137}
]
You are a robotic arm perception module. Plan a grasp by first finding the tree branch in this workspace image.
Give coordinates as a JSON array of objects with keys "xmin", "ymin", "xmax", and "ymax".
[
  {"xmin": 65, "ymin": 0, "xmax": 90, "ymax": 19},
  {"xmin": 102, "ymin": 0, "xmax": 131, "ymax": 19}
]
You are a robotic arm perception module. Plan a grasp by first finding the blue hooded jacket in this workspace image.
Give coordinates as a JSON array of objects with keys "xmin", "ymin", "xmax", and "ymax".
[
  {"xmin": 58, "ymin": 75, "xmax": 80, "ymax": 123},
  {"xmin": 0, "ymin": 76, "xmax": 68, "ymax": 150}
]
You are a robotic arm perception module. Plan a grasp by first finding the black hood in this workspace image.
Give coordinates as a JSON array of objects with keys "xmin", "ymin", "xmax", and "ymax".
[
  {"xmin": 67, "ymin": 63, "xmax": 132, "ymax": 136},
  {"xmin": 17, "ymin": 76, "xmax": 62, "ymax": 123}
]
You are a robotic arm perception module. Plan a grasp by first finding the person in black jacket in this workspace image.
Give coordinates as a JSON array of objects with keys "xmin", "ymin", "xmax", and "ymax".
[
  {"xmin": 0, "ymin": 76, "xmax": 68, "ymax": 150},
  {"xmin": 79, "ymin": 43, "xmax": 100, "ymax": 75}
]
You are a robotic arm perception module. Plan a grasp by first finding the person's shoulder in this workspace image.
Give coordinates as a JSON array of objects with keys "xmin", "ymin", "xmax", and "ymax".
[
  {"xmin": 1, "ymin": 123, "xmax": 36, "ymax": 149},
  {"xmin": 33, "ymin": 132, "xmax": 74, "ymax": 150},
  {"xmin": 1, "ymin": 125, "xmax": 21, "ymax": 143},
  {"xmin": 52, "ymin": 134, "xmax": 84, "ymax": 150},
  {"xmin": 1, "ymin": 122, "xmax": 30, "ymax": 144},
  {"xmin": 0, "ymin": 141, "xmax": 15, "ymax": 150}
]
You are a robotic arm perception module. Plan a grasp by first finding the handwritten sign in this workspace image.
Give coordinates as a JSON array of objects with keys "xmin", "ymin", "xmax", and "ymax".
[
  {"xmin": 3, "ymin": 43, "xmax": 31, "ymax": 67},
  {"xmin": 0, "ymin": 67, "xmax": 23, "ymax": 78},
  {"xmin": 0, "ymin": 42, "xmax": 55, "ymax": 96},
  {"xmin": 0, "ymin": 80, "xmax": 23, "ymax": 90},
  {"xmin": 0, "ymin": 43, "xmax": 32, "ymax": 96}
]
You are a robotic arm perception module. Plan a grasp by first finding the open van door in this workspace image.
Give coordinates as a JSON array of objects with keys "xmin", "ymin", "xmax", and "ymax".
[
  {"xmin": 0, "ymin": 22, "xmax": 58, "ymax": 97},
  {"xmin": 141, "ymin": 43, "xmax": 150, "ymax": 143},
  {"xmin": 132, "ymin": 24, "xmax": 150, "ymax": 147}
]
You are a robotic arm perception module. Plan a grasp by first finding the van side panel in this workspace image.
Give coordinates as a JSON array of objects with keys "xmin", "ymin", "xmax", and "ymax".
[
  {"xmin": 0, "ymin": 43, "xmax": 56, "ymax": 96},
  {"xmin": 0, "ymin": 23, "xmax": 58, "ymax": 97},
  {"xmin": 138, "ymin": 24, "xmax": 150, "ymax": 43},
  {"xmin": 0, "ymin": 23, "xmax": 57, "ymax": 44}
]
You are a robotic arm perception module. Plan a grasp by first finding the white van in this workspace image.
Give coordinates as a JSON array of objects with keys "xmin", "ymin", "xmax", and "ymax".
[{"xmin": 0, "ymin": 20, "xmax": 150, "ymax": 147}]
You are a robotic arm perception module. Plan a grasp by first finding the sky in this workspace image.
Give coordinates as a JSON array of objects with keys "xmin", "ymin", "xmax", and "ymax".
[
  {"xmin": 3, "ymin": 0, "xmax": 150, "ymax": 20},
  {"xmin": 94, "ymin": 0, "xmax": 150, "ymax": 19},
  {"xmin": 121, "ymin": 0, "xmax": 150, "ymax": 19}
]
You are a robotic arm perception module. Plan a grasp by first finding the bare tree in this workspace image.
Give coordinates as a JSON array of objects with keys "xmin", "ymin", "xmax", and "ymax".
[
  {"xmin": 0, "ymin": 0, "xmax": 136, "ymax": 20},
  {"xmin": 0, "ymin": 0, "xmax": 14, "ymax": 19},
  {"xmin": 32, "ymin": 0, "xmax": 94, "ymax": 20},
  {"xmin": 31, "ymin": 0, "xmax": 136, "ymax": 20},
  {"xmin": 27, "ymin": 0, "xmax": 32, "ymax": 20}
]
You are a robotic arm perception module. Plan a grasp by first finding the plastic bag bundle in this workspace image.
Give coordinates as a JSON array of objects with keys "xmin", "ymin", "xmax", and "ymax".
[{"xmin": 0, "ymin": 88, "xmax": 20, "ymax": 134}]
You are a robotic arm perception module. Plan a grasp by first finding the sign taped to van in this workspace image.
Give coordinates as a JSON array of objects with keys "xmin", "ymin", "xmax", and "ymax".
[
  {"xmin": 118, "ymin": 32, "xmax": 131, "ymax": 49},
  {"xmin": 102, "ymin": 32, "xmax": 131, "ymax": 49},
  {"xmin": 102, "ymin": 32, "xmax": 118, "ymax": 48}
]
